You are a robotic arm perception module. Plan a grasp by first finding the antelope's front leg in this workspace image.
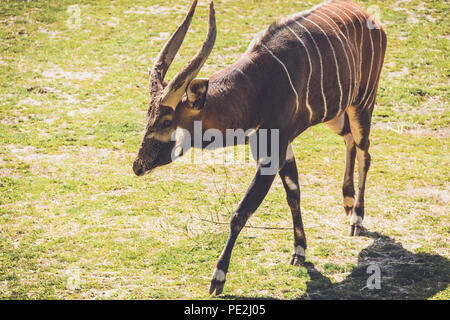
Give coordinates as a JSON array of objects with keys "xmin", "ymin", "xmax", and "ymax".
[
  {"xmin": 209, "ymin": 158, "xmax": 281, "ymax": 295},
  {"xmin": 279, "ymin": 144, "xmax": 307, "ymax": 266}
]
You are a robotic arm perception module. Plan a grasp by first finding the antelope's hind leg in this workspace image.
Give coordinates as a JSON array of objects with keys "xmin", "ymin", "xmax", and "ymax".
[
  {"xmin": 279, "ymin": 144, "xmax": 307, "ymax": 266},
  {"xmin": 346, "ymin": 103, "xmax": 374, "ymax": 237},
  {"xmin": 325, "ymin": 114, "xmax": 357, "ymax": 221}
]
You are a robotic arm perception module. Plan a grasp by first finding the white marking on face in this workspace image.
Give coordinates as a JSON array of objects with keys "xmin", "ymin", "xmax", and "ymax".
[
  {"xmin": 147, "ymin": 129, "xmax": 174, "ymax": 143},
  {"xmin": 261, "ymin": 43, "xmax": 299, "ymax": 112},
  {"xmin": 212, "ymin": 268, "xmax": 226, "ymax": 282},
  {"xmin": 294, "ymin": 246, "xmax": 305, "ymax": 257}
]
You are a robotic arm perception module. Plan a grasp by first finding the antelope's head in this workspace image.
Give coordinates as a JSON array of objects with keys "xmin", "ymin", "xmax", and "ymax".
[{"xmin": 133, "ymin": 0, "xmax": 216, "ymax": 176}]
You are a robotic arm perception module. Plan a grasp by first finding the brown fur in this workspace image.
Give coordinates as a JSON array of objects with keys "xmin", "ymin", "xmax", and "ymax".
[{"xmin": 133, "ymin": 0, "xmax": 387, "ymax": 295}]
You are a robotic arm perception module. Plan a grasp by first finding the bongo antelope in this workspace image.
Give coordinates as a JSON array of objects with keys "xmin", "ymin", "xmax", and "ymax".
[{"xmin": 132, "ymin": 0, "xmax": 387, "ymax": 295}]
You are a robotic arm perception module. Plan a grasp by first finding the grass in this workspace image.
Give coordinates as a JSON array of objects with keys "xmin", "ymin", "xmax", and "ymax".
[{"xmin": 0, "ymin": 0, "xmax": 449, "ymax": 299}]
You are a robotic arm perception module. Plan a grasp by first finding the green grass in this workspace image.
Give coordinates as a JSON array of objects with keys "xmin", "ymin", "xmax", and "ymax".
[{"xmin": 0, "ymin": 0, "xmax": 449, "ymax": 299}]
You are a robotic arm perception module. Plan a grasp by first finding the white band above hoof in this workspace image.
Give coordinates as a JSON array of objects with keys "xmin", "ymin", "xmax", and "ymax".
[
  {"xmin": 212, "ymin": 268, "xmax": 226, "ymax": 282},
  {"xmin": 294, "ymin": 246, "xmax": 305, "ymax": 257},
  {"xmin": 350, "ymin": 215, "xmax": 363, "ymax": 227}
]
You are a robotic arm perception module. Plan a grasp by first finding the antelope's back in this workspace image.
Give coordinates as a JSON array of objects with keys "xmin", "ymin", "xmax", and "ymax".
[{"xmin": 247, "ymin": 0, "xmax": 386, "ymax": 122}]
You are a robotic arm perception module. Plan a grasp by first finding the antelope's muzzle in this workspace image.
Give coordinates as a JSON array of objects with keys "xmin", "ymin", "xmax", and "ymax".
[{"xmin": 132, "ymin": 158, "xmax": 146, "ymax": 176}]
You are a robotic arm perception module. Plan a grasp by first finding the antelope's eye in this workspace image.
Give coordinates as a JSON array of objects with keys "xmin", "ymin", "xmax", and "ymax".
[{"xmin": 162, "ymin": 119, "xmax": 173, "ymax": 128}]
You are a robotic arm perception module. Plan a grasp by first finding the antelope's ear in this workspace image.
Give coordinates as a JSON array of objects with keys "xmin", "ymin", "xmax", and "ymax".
[{"xmin": 186, "ymin": 78, "xmax": 209, "ymax": 109}]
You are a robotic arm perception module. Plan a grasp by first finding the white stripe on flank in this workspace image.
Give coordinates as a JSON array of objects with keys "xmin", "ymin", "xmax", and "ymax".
[
  {"xmin": 363, "ymin": 51, "xmax": 383, "ymax": 111},
  {"xmin": 261, "ymin": 43, "xmax": 299, "ymax": 112},
  {"xmin": 366, "ymin": 86, "xmax": 377, "ymax": 111},
  {"xmin": 303, "ymin": 16, "xmax": 341, "ymax": 120},
  {"xmin": 373, "ymin": 26, "xmax": 384, "ymax": 105},
  {"xmin": 310, "ymin": 11, "xmax": 352, "ymax": 115},
  {"xmin": 373, "ymin": 29, "xmax": 384, "ymax": 108},
  {"xmin": 320, "ymin": 6, "xmax": 358, "ymax": 109},
  {"xmin": 332, "ymin": 3, "xmax": 366, "ymax": 105},
  {"xmin": 362, "ymin": 27, "xmax": 384, "ymax": 111},
  {"xmin": 294, "ymin": 21, "xmax": 327, "ymax": 121},
  {"xmin": 286, "ymin": 25, "xmax": 314, "ymax": 122},
  {"xmin": 325, "ymin": 4, "xmax": 361, "ymax": 104},
  {"xmin": 345, "ymin": 3, "xmax": 375, "ymax": 106},
  {"xmin": 357, "ymin": 6, "xmax": 383, "ymax": 112},
  {"xmin": 361, "ymin": 82, "xmax": 375, "ymax": 111}
]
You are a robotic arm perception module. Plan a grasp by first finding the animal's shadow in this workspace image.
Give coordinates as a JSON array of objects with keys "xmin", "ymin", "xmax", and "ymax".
[
  {"xmin": 224, "ymin": 231, "xmax": 449, "ymax": 300},
  {"xmin": 302, "ymin": 231, "xmax": 449, "ymax": 299}
]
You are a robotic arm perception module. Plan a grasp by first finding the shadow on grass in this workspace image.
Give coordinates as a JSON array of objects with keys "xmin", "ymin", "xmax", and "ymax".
[
  {"xmin": 301, "ymin": 231, "xmax": 449, "ymax": 299},
  {"xmin": 223, "ymin": 231, "xmax": 449, "ymax": 300}
]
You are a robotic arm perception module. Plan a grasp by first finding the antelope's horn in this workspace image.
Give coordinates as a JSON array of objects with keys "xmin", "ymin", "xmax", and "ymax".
[
  {"xmin": 160, "ymin": 1, "xmax": 216, "ymax": 108},
  {"xmin": 149, "ymin": 0, "xmax": 198, "ymax": 93}
]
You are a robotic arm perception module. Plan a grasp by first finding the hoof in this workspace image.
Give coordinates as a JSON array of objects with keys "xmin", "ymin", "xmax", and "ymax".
[
  {"xmin": 289, "ymin": 253, "xmax": 306, "ymax": 266},
  {"xmin": 349, "ymin": 224, "xmax": 365, "ymax": 236},
  {"xmin": 209, "ymin": 279, "xmax": 225, "ymax": 295},
  {"xmin": 209, "ymin": 268, "xmax": 226, "ymax": 295},
  {"xmin": 349, "ymin": 215, "xmax": 364, "ymax": 236}
]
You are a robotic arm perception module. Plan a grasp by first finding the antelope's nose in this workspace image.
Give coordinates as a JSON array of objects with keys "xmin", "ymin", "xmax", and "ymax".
[{"xmin": 133, "ymin": 159, "xmax": 144, "ymax": 176}]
